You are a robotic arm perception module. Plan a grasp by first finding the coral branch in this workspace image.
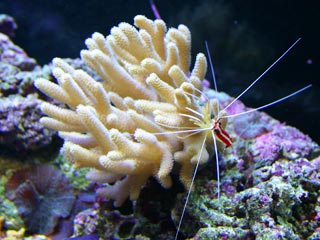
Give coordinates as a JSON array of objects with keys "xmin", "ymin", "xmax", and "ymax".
[{"xmin": 35, "ymin": 15, "xmax": 211, "ymax": 205}]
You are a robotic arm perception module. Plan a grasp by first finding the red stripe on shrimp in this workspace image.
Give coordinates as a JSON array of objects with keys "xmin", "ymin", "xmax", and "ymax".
[{"xmin": 213, "ymin": 119, "xmax": 233, "ymax": 147}]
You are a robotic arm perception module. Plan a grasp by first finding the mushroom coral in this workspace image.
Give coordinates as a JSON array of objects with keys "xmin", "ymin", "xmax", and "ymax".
[
  {"xmin": 5, "ymin": 165, "xmax": 75, "ymax": 234},
  {"xmin": 34, "ymin": 15, "xmax": 222, "ymax": 206}
]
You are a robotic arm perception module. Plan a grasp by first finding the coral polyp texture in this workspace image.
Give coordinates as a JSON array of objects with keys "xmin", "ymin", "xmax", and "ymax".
[{"xmin": 35, "ymin": 15, "xmax": 212, "ymax": 206}]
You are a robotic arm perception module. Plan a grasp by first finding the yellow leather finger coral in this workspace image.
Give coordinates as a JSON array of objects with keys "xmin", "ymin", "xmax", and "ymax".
[{"xmin": 35, "ymin": 15, "xmax": 213, "ymax": 206}]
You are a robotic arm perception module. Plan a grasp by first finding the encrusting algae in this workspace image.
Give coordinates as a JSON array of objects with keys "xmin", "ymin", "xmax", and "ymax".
[{"xmin": 35, "ymin": 15, "xmax": 228, "ymax": 206}]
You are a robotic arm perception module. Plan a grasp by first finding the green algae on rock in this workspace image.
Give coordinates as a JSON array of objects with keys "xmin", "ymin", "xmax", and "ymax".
[{"xmin": 172, "ymin": 88, "xmax": 320, "ymax": 239}]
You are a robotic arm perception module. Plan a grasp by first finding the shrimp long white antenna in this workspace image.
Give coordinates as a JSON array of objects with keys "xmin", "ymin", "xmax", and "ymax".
[
  {"xmin": 183, "ymin": 88, "xmax": 210, "ymax": 103},
  {"xmin": 153, "ymin": 126, "xmax": 210, "ymax": 134},
  {"xmin": 174, "ymin": 40, "xmax": 220, "ymax": 240},
  {"xmin": 222, "ymin": 37, "xmax": 302, "ymax": 113},
  {"xmin": 205, "ymin": 40, "xmax": 221, "ymax": 201},
  {"xmin": 174, "ymin": 133, "xmax": 208, "ymax": 240},
  {"xmin": 205, "ymin": 41, "xmax": 218, "ymax": 92},
  {"xmin": 185, "ymin": 107, "xmax": 205, "ymax": 118},
  {"xmin": 173, "ymin": 38, "xmax": 310, "ymax": 240},
  {"xmin": 179, "ymin": 113, "xmax": 203, "ymax": 124},
  {"xmin": 223, "ymin": 84, "xmax": 312, "ymax": 119},
  {"xmin": 212, "ymin": 127, "xmax": 220, "ymax": 200},
  {"xmin": 174, "ymin": 40, "xmax": 222, "ymax": 240}
]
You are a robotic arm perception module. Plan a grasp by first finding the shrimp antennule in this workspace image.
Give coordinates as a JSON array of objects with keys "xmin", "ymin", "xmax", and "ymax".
[
  {"xmin": 223, "ymin": 84, "xmax": 312, "ymax": 119},
  {"xmin": 221, "ymin": 37, "xmax": 302, "ymax": 113},
  {"xmin": 173, "ymin": 37, "xmax": 311, "ymax": 240}
]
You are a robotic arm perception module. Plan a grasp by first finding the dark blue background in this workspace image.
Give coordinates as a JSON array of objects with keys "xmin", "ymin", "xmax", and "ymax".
[{"xmin": 1, "ymin": 0, "xmax": 319, "ymax": 144}]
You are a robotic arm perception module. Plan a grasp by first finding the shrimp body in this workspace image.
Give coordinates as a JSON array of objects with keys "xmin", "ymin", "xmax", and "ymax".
[
  {"xmin": 180, "ymin": 96, "xmax": 232, "ymax": 149},
  {"xmin": 173, "ymin": 38, "xmax": 312, "ymax": 240}
]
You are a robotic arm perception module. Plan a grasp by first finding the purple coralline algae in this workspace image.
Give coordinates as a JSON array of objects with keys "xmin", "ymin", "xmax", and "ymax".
[
  {"xmin": 252, "ymin": 123, "xmax": 315, "ymax": 165},
  {"xmin": 0, "ymin": 95, "xmax": 54, "ymax": 151},
  {"xmin": 0, "ymin": 32, "xmax": 36, "ymax": 72},
  {"xmin": 72, "ymin": 203, "xmax": 139, "ymax": 239},
  {"xmin": 5, "ymin": 165, "xmax": 75, "ymax": 235},
  {"xmin": 0, "ymin": 29, "xmax": 56, "ymax": 152},
  {"xmin": 71, "ymin": 208, "xmax": 99, "ymax": 237},
  {"xmin": 172, "ymin": 89, "xmax": 320, "ymax": 240},
  {"xmin": 0, "ymin": 14, "xmax": 17, "ymax": 38}
]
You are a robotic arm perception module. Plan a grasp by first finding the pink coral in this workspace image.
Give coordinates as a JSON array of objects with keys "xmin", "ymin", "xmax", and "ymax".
[{"xmin": 252, "ymin": 123, "xmax": 316, "ymax": 165}]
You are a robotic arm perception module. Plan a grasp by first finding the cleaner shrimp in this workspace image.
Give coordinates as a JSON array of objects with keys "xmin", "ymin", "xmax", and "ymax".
[
  {"xmin": 147, "ymin": 2, "xmax": 312, "ymax": 239},
  {"xmin": 164, "ymin": 38, "xmax": 312, "ymax": 240}
]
